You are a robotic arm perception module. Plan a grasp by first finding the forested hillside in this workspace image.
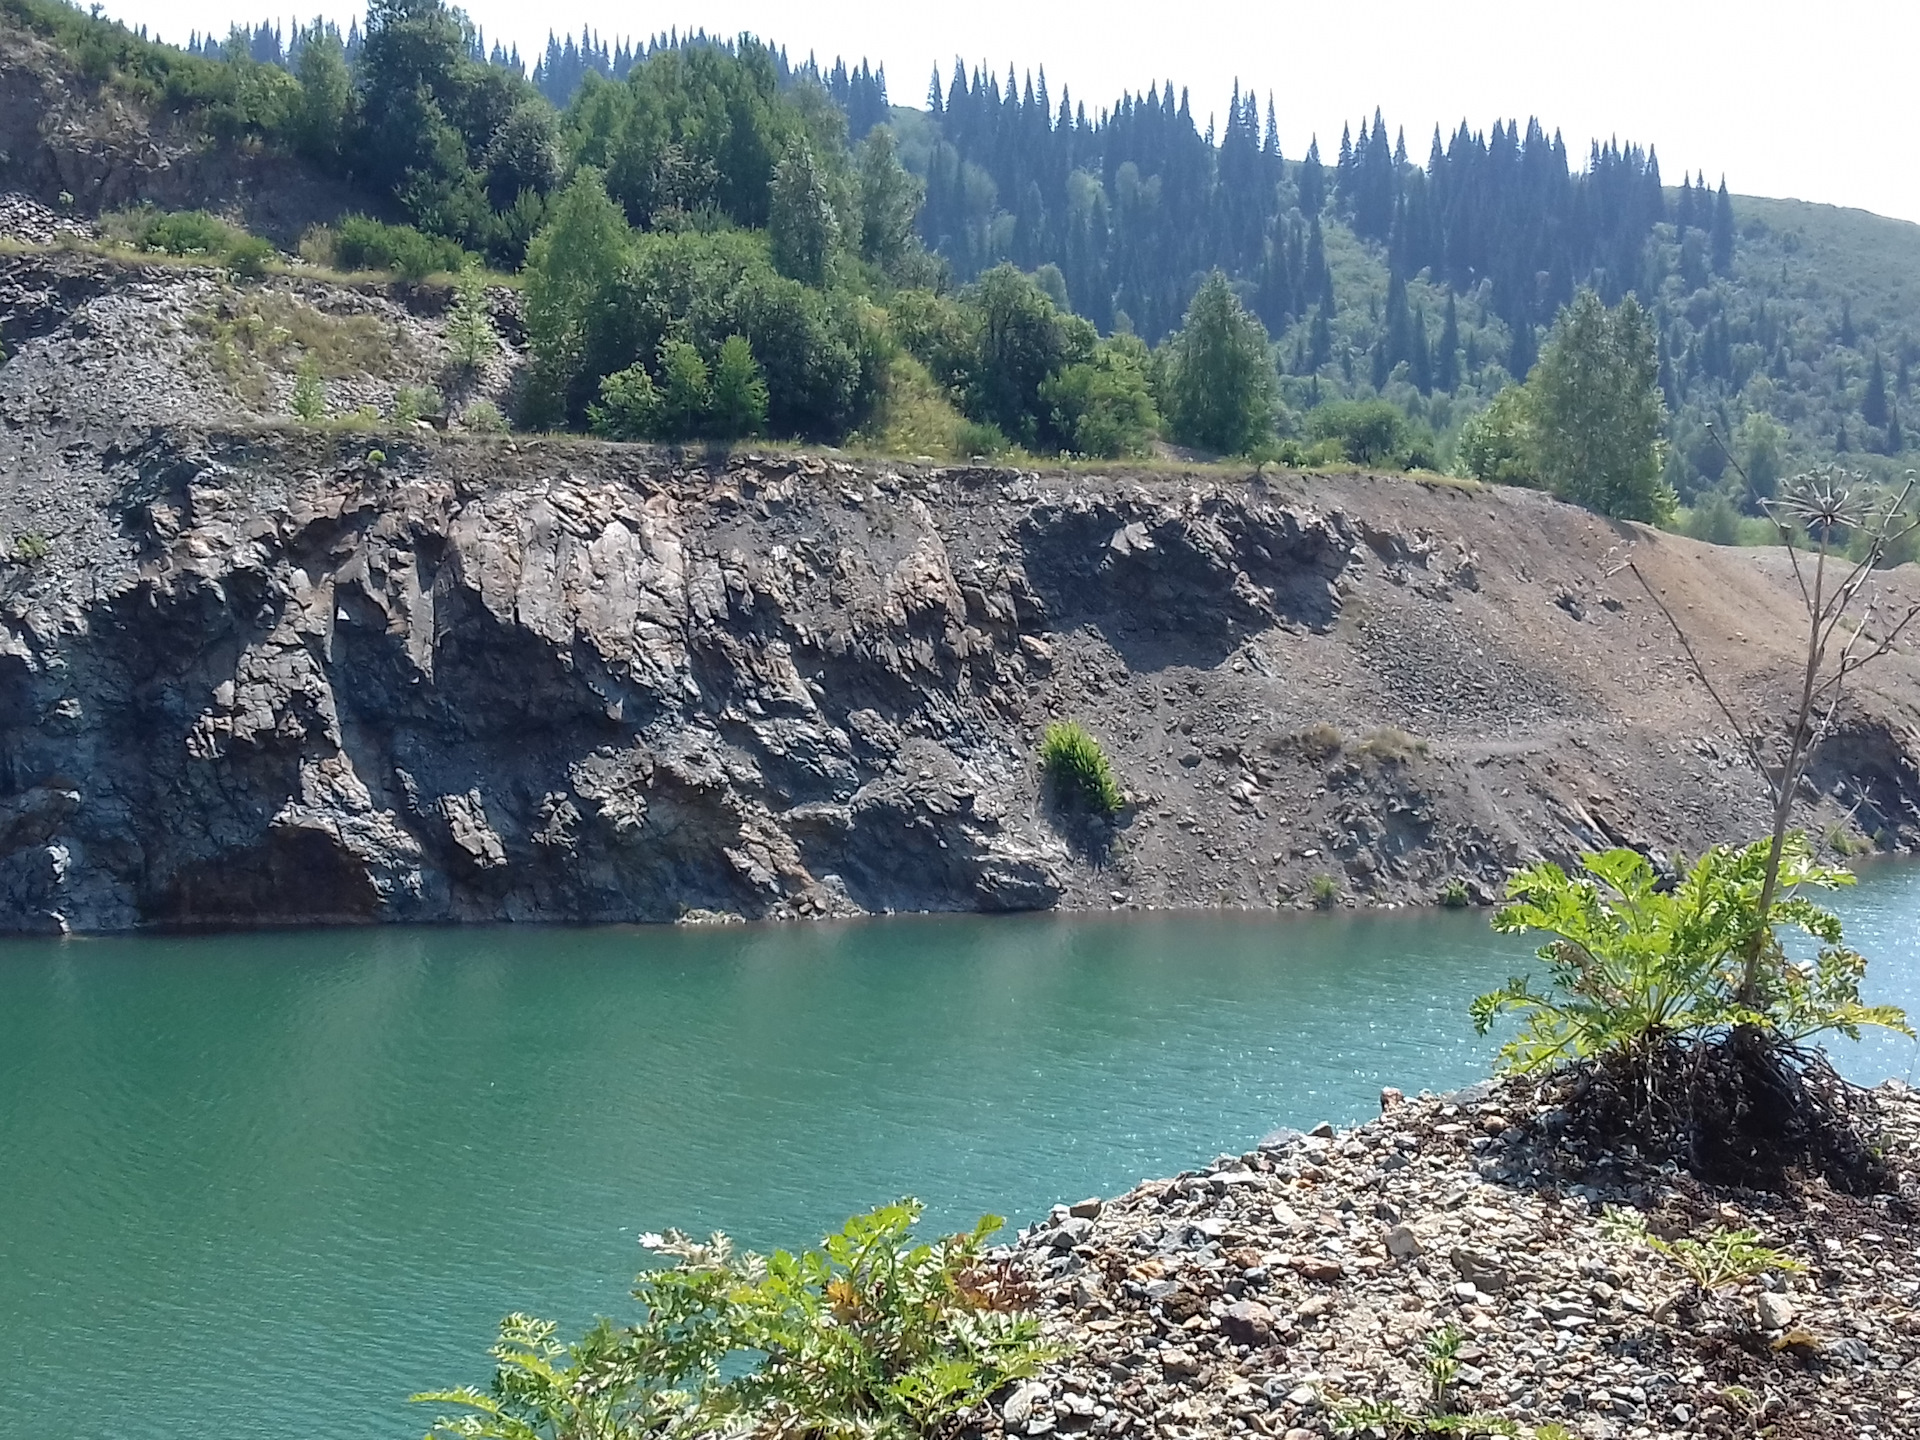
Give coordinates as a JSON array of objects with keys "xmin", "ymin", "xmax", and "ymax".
[{"xmin": 13, "ymin": 0, "xmax": 1920, "ymax": 517}]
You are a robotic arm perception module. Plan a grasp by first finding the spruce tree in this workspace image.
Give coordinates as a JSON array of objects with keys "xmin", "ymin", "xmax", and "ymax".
[
  {"xmin": 1435, "ymin": 291, "xmax": 1460, "ymax": 391},
  {"xmin": 1710, "ymin": 178, "xmax": 1735, "ymax": 275},
  {"xmin": 1298, "ymin": 137, "xmax": 1325, "ymax": 214},
  {"xmin": 1163, "ymin": 270, "xmax": 1277, "ymax": 454},
  {"xmin": 1864, "ymin": 351, "xmax": 1890, "ymax": 428}
]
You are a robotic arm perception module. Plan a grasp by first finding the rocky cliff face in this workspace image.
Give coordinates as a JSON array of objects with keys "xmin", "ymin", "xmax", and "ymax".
[{"xmin": 5, "ymin": 253, "xmax": 1920, "ymax": 934}]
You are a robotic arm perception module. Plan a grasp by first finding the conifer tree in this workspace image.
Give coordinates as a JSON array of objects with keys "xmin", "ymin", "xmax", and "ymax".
[
  {"xmin": 1710, "ymin": 178, "xmax": 1735, "ymax": 275},
  {"xmin": 1298, "ymin": 137, "xmax": 1325, "ymax": 214},
  {"xmin": 1435, "ymin": 291, "xmax": 1460, "ymax": 391},
  {"xmin": 1163, "ymin": 270, "xmax": 1276, "ymax": 454},
  {"xmin": 1864, "ymin": 351, "xmax": 1890, "ymax": 428}
]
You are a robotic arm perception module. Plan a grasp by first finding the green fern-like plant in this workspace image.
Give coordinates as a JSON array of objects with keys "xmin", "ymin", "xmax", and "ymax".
[
  {"xmin": 414, "ymin": 1201, "xmax": 1056, "ymax": 1440},
  {"xmin": 1039, "ymin": 721, "xmax": 1123, "ymax": 816},
  {"xmin": 1600, "ymin": 1209, "xmax": 1805, "ymax": 1293},
  {"xmin": 1470, "ymin": 838, "xmax": 1910, "ymax": 1074}
]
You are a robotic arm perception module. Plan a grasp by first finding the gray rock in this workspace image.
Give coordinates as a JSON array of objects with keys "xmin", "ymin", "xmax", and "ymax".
[
  {"xmin": 1449, "ymin": 1247, "xmax": 1510, "ymax": 1293},
  {"xmin": 1159, "ymin": 1347, "xmax": 1202, "ymax": 1378},
  {"xmin": 1827, "ymin": 1337, "xmax": 1871, "ymax": 1366},
  {"xmin": 1067, "ymin": 1196, "xmax": 1103, "ymax": 1220},
  {"xmin": 1047, "ymin": 1216, "xmax": 1094, "ymax": 1249},
  {"xmin": 1001, "ymin": 1381, "xmax": 1049, "ymax": 1427},
  {"xmin": 1384, "ymin": 1224, "xmax": 1422, "ymax": 1259},
  {"xmin": 1755, "ymin": 1292, "xmax": 1794, "ymax": 1330}
]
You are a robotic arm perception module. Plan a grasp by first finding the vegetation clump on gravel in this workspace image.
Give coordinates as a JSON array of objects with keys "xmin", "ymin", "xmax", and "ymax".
[{"xmin": 988, "ymin": 1077, "xmax": 1920, "ymax": 1440}]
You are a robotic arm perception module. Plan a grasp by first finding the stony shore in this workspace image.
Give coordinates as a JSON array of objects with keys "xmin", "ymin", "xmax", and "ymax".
[{"xmin": 983, "ymin": 1078, "xmax": 1920, "ymax": 1440}]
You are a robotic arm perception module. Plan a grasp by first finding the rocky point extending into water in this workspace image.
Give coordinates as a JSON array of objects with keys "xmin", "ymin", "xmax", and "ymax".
[{"xmin": 984, "ymin": 1078, "xmax": 1920, "ymax": 1440}]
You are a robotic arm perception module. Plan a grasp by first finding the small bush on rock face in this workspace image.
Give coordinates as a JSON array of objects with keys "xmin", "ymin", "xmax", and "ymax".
[
  {"xmin": 289, "ymin": 357, "xmax": 326, "ymax": 421},
  {"xmin": 1355, "ymin": 727, "xmax": 1428, "ymax": 764},
  {"xmin": 1039, "ymin": 721, "xmax": 1123, "ymax": 816},
  {"xmin": 333, "ymin": 215, "xmax": 468, "ymax": 279},
  {"xmin": 1293, "ymin": 722, "xmax": 1343, "ymax": 761},
  {"xmin": 460, "ymin": 399, "xmax": 508, "ymax": 433},
  {"xmin": 11, "ymin": 532, "xmax": 50, "ymax": 564},
  {"xmin": 222, "ymin": 234, "xmax": 275, "ymax": 279},
  {"xmin": 1308, "ymin": 873, "xmax": 1340, "ymax": 908},
  {"xmin": 1439, "ymin": 878, "xmax": 1470, "ymax": 909},
  {"xmin": 138, "ymin": 209, "xmax": 234, "ymax": 255},
  {"xmin": 393, "ymin": 386, "xmax": 443, "ymax": 425},
  {"xmin": 413, "ymin": 1202, "xmax": 1054, "ymax": 1440}
]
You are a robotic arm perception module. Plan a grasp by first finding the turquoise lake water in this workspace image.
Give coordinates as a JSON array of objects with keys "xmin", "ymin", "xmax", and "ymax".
[{"xmin": 3, "ymin": 875, "xmax": 1915, "ymax": 1439}]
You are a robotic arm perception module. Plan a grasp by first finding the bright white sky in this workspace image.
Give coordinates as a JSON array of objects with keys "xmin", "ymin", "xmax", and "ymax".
[{"xmin": 103, "ymin": 0, "xmax": 1920, "ymax": 225}]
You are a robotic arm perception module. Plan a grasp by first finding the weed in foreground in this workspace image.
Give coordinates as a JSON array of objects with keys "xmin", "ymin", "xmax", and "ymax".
[{"xmin": 414, "ymin": 1201, "xmax": 1056, "ymax": 1440}]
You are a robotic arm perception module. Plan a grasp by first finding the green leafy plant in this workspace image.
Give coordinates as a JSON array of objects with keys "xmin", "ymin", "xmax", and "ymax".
[
  {"xmin": 1471, "ymin": 839, "xmax": 1911, "ymax": 1074},
  {"xmin": 447, "ymin": 260, "xmax": 497, "ymax": 370},
  {"xmin": 414, "ymin": 1201, "xmax": 1056, "ymax": 1440},
  {"xmin": 461, "ymin": 399, "xmax": 509, "ymax": 434},
  {"xmin": 1601, "ymin": 1209, "xmax": 1804, "ymax": 1305},
  {"xmin": 709, "ymin": 335, "xmax": 770, "ymax": 438},
  {"xmin": 1439, "ymin": 879, "xmax": 1471, "ymax": 909},
  {"xmin": 1330, "ymin": 1325, "xmax": 1526, "ymax": 1437},
  {"xmin": 394, "ymin": 386, "xmax": 444, "ymax": 425},
  {"xmin": 222, "ymin": 234, "xmax": 275, "ymax": 279},
  {"xmin": 10, "ymin": 531, "xmax": 50, "ymax": 564},
  {"xmin": 1308, "ymin": 873, "xmax": 1341, "ymax": 909},
  {"xmin": 589, "ymin": 364, "xmax": 662, "ymax": 441},
  {"xmin": 138, "ymin": 208, "xmax": 235, "ymax": 256},
  {"xmin": 953, "ymin": 419, "xmax": 1009, "ymax": 459},
  {"xmin": 1039, "ymin": 721, "xmax": 1123, "ymax": 816},
  {"xmin": 332, "ymin": 215, "xmax": 469, "ymax": 279},
  {"xmin": 289, "ymin": 356, "xmax": 327, "ymax": 421}
]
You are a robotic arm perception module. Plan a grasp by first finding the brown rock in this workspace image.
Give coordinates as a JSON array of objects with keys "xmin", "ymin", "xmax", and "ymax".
[{"xmin": 1222, "ymin": 1299, "xmax": 1275, "ymax": 1346}]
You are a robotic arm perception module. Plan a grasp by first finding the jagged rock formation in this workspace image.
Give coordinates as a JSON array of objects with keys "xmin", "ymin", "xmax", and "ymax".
[{"xmin": 4, "ymin": 251, "xmax": 1920, "ymax": 934}]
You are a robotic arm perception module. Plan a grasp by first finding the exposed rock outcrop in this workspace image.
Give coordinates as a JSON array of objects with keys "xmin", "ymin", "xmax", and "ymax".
[{"xmin": 4, "ymin": 250, "xmax": 1920, "ymax": 934}]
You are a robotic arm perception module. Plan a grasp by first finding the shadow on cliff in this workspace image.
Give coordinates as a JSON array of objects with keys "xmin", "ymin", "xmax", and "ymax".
[{"xmin": 1016, "ymin": 497, "xmax": 1349, "ymax": 670}]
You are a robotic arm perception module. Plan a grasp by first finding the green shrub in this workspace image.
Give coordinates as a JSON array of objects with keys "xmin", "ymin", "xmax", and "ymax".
[
  {"xmin": 413, "ymin": 1202, "xmax": 1055, "ymax": 1440},
  {"xmin": 1307, "ymin": 398, "xmax": 1435, "ymax": 470},
  {"xmin": 1455, "ymin": 385, "xmax": 1540, "ymax": 486},
  {"xmin": 460, "ymin": 399, "xmax": 508, "ymax": 433},
  {"xmin": 1308, "ymin": 873, "xmax": 1340, "ymax": 908},
  {"xmin": 709, "ymin": 334, "xmax": 770, "ymax": 438},
  {"xmin": 589, "ymin": 364, "xmax": 661, "ymax": 440},
  {"xmin": 1040, "ymin": 335, "xmax": 1161, "ymax": 458},
  {"xmin": 10, "ymin": 531, "xmax": 49, "ymax": 564},
  {"xmin": 138, "ymin": 209, "xmax": 235, "ymax": 256},
  {"xmin": 222, "ymin": 234, "xmax": 275, "ymax": 279},
  {"xmin": 1039, "ymin": 720, "xmax": 1123, "ymax": 816},
  {"xmin": 446, "ymin": 260, "xmax": 497, "ymax": 369},
  {"xmin": 393, "ymin": 386, "xmax": 443, "ymax": 425},
  {"xmin": 333, "ymin": 215, "xmax": 468, "ymax": 279},
  {"xmin": 1600, "ymin": 1209, "xmax": 1804, "ymax": 1295},
  {"xmin": 1471, "ymin": 839, "xmax": 1912, "ymax": 1074},
  {"xmin": 289, "ymin": 357, "xmax": 326, "ymax": 421},
  {"xmin": 1439, "ymin": 878, "xmax": 1470, "ymax": 909},
  {"xmin": 954, "ymin": 419, "xmax": 1010, "ymax": 458}
]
